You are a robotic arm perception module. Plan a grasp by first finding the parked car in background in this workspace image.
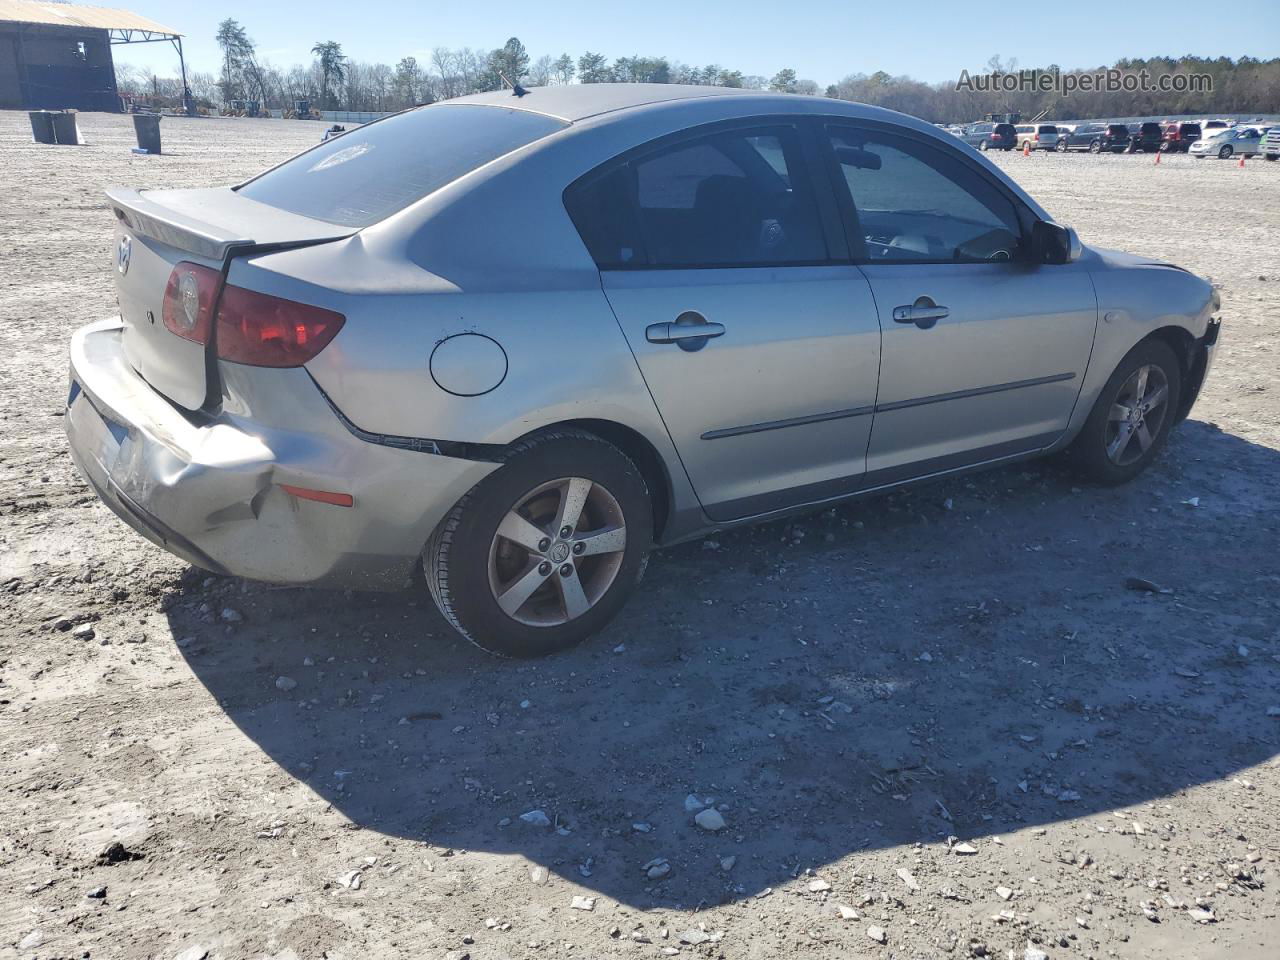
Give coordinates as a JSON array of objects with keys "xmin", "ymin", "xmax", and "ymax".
[
  {"xmin": 1093, "ymin": 123, "xmax": 1134, "ymax": 153},
  {"xmin": 1200, "ymin": 119, "xmax": 1233, "ymax": 133},
  {"xmin": 1190, "ymin": 126, "xmax": 1264, "ymax": 159},
  {"xmin": 1127, "ymin": 121, "xmax": 1165, "ymax": 153},
  {"xmin": 1014, "ymin": 124, "xmax": 1060, "ymax": 150},
  {"xmin": 1031, "ymin": 123, "xmax": 1060, "ymax": 150},
  {"xmin": 962, "ymin": 121, "xmax": 1017, "ymax": 151},
  {"xmin": 64, "ymin": 84, "xmax": 1221, "ymax": 656},
  {"xmin": 1056, "ymin": 122, "xmax": 1106, "ymax": 151},
  {"xmin": 1161, "ymin": 121, "xmax": 1202, "ymax": 152},
  {"xmin": 1263, "ymin": 127, "xmax": 1280, "ymax": 161}
]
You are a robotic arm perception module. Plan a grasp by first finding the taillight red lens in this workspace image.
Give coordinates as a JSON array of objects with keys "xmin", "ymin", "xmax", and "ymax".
[
  {"xmin": 215, "ymin": 285, "xmax": 345, "ymax": 368},
  {"xmin": 161, "ymin": 262, "xmax": 221, "ymax": 344}
]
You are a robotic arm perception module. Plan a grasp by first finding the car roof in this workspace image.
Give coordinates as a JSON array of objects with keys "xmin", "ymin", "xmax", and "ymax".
[{"xmin": 450, "ymin": 83, "xmax": 776, "ymax": 123}]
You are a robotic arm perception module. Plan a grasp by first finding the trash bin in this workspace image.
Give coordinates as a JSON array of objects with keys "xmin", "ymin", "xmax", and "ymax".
[
  {"xmin": 132, "ymin": 113, "xmax": 162, "ymax": 154},
  {"xmin": 29, "ymin": 110, "xmax": 55, "ymax": 144},
  {"xmin": 50, "ymin": 110, "xmax": 79, "ymax": 145}
]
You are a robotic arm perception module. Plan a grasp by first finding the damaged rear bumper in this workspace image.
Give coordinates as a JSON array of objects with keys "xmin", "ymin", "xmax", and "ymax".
[{"xmin": 65, "ymin": 318, "xmax": 498, "ymax": 589}]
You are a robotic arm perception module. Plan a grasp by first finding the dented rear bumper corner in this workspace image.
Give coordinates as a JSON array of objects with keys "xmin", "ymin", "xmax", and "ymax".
[{"xmin": 65, "ymin": 318, "xmax": 497, "ymax": 590}]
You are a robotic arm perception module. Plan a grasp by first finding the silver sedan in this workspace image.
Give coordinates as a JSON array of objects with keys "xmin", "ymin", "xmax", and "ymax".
[{"xmin": 66, "ymin": 85, "xmax": 1221, "ymax": 657}]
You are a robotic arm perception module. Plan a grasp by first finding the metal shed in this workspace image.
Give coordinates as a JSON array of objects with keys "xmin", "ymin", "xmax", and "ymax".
[{"xmin": 0, "ymin": 1, "xmax": 184, "ymax": 111}]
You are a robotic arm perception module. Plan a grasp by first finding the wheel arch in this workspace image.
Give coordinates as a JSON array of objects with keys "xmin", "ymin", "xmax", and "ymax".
[
  {"xmin": 507, "ymin": 418, "xmax": 674, "ymax": 542},
  {"xmin": 1144, "ymin": 325, "xmax": 1208, "ymax": 423}
]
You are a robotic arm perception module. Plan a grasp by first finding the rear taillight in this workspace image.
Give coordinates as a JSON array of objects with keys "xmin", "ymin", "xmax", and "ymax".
[
  {"xmin": 162, "ymin": 263, "xmax": 345, "ymax": 367},
  {"xmin": 215, "ymin": 285, "xmax": 345, "ymax": 368},
  {"xmin": 161, "ymin": 262, "xmax": 221, "ymax": 344},
  {"xmin": 991, "ymin": 132, "xmax": 1003, "ymax": 140}
]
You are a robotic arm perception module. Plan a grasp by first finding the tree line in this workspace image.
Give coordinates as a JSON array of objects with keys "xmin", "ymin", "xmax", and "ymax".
[{"xmin": 113, "ymin": 23, "xmax": 1280, "ymax": 121}]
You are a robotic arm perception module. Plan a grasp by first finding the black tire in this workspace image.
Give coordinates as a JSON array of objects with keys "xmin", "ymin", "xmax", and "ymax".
[
  {"xmin": 1089, "ymin": 140, "xmax": 1102, "ymax": 154},
  {"xmin": 1265, "ymin": 153, "xmax": 1278, "ymax": 161},
  {"xmin": 1218, "ymin": 145, "xmax": 1233, "ymax": 159},
  {"xmin": 425, "ymin": 429, "xmax": 652, "ymax": 658},
  {"xmin": 978, "ymin": 139, "xmax": 988, "ymax": 151},
  {"xmin": 1067, "ymin": 339, "xmax": 1183, "ymax": 486},
  {"xmin": 1159, "ymin": 141, "xmax": 1171, "ymax": 152},
  {"xmin": 1056, "ymin": 139, "xmax": 1068, "ymax": 152}
]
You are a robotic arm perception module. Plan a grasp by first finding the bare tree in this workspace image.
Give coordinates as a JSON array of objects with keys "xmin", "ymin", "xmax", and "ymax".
[{"xmin": 528, "ymin": 54, "xmax": 554, "ymax": 87}]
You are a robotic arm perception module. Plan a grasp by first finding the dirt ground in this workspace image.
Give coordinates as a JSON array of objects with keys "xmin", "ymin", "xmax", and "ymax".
[{"xmin": 1, "ymin": 111, "xmax": 1278, "ymax": 960}]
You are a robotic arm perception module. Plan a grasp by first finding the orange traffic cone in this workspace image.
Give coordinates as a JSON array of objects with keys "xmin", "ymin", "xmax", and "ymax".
[
  {"xmin": 1023, "ymin": 140, "xmax": 1031, "ymax": 157},
  {"xmin": 1238, "ymin": 155, "xmax": 1245, "ymax": 168},
  {"xmin": 1155, "ymin": 150, "xmax": 1161, "ymax": 165}
]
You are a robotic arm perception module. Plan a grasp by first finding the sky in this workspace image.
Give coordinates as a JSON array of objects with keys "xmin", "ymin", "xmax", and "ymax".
[{"xmin": 110, "ymin": 0, "xmax": 1279, "ymax": 86}]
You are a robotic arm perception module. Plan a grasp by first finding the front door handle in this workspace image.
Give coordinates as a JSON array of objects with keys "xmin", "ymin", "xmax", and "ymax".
[
  {"xmin": 646, "ymin": 312, "xmax": 725, "ymax": 351},
  {"xmin": 892, "ymin": 296, "xmax": 949, "ymax": 329}
]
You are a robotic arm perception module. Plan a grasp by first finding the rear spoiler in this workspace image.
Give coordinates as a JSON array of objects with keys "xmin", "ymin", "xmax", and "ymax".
[{"xmin": 105, "ymin": 186, "xmax": 357, "ymax": 263}]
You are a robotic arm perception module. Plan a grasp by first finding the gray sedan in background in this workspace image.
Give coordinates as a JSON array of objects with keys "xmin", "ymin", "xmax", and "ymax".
[{"xmin": 67, "ymin": 84, "xmax": 1221, "ymax": 657}]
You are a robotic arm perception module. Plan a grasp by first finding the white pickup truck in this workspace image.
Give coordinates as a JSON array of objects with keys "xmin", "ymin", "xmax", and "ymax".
[{"xmin": 1264, "ymin": 127, "xmax": 1280, "ymax": 161}]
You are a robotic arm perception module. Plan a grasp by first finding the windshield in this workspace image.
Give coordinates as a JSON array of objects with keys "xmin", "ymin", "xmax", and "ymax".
[{"xmin": 238, "ymin": 104, "xmax": 567, "ymax": 227}]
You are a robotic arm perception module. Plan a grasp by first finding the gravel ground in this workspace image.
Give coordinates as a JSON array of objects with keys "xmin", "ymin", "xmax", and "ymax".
[{"xmin": 1, "ymin": 111, "xmax": 1278, "ymax": 960}]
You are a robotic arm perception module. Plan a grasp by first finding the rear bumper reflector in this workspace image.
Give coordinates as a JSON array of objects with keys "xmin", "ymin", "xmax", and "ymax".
[{"xmin": 279, "ymin": 484, "xmax": 354, "ymax": 507}]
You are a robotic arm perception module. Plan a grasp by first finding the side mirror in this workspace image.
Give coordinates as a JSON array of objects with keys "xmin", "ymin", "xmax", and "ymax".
[{"xmin": 1031, "ymin": 220, "xmax": 1081, "ymax": 264}]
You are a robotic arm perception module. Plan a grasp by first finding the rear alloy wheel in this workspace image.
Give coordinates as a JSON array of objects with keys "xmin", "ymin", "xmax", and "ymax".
[
  {"xmin": 978, "ymin": 139, "xmax": 988, "ymax": 151},
  {"xmin": 1068, "ymin": 340, "xmax": 1182, "ymax": 485},
  {"xmin": 425, "ymin": 429, "xmax": 652, "ymax": 657},
  {"xmin": 1218, "ymin": 144, "xmax": 1233, "ymax": 159},
  {"xmin": 1056, "ymin": 139, "xmax": 1068, "ymax": 152},
  {"xmin": 1089, "ymin": 140, "xmax": 1102, "ymax": 154}
]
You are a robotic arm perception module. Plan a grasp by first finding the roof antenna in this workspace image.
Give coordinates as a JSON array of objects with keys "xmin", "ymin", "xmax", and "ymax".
[{"xmin": 500, "ymin": 72, "xmax": 529, "ymax": 97}]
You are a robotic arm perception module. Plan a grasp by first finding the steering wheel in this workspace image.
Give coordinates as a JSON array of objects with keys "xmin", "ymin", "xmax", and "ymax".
[{"xmin": 954, "ymin": 228, "xmax": 1018, "ymax": 262}]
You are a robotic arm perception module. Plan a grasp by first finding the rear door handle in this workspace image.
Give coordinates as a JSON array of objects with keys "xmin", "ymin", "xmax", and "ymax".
[
  {"xmin": 892, "ymin": 296, "xmax": 949, "ymax": 329},
  {"xmin": 646, "ymin": 313, "xmax": 725, "ymax": 350}
]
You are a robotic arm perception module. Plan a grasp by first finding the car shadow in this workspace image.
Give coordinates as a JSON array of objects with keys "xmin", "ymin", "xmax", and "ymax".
[{"xmin": 166, "ymin": 419, "xmax": 1280, "ymax": 908}]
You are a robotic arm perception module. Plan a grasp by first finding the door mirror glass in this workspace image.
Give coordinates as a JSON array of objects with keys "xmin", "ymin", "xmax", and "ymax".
[{"xmin": 1032, "ymin": 220, "xmax": 1080, "ymax": 264}]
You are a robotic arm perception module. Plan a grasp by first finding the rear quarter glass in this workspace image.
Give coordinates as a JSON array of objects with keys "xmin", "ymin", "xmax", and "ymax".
[{"xmin": 237, "ymin": 105, "xmax": 567, "ymax": 228}]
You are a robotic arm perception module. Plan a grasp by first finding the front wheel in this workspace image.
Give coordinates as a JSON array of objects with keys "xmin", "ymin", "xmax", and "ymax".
[
  {"xmin": 1067, "ymin": 340, "xmax": 1183, "ymax": 486},
  {"xmin": 1089, "ymin": 140, "xmax": 1102, "ymax": 154},
  {"xmin": 1056, "ymin": 139, "xmax": 1068, "ymax": 152},
  {"xmin": 424, "ymin": 429, "xmax": 652, "ymax": 657},
  {"xmin": 1218, "ymin": 145, "xmax": 1233, "ymax": 159}
]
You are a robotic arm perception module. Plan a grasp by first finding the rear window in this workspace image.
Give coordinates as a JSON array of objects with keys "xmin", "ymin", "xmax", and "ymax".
[
  {"xmin": 238, "ymin": 105, "xmax": 567, "ymax": 227},
  {"xmin": 1037, "ymin": 125, "xmax": 1057, "ymax": 134}
]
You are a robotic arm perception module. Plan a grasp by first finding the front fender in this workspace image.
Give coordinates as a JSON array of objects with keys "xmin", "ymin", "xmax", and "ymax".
[{"xmin": 1059, "ymin": 246, "xmax": 1218, "ymax": 443}]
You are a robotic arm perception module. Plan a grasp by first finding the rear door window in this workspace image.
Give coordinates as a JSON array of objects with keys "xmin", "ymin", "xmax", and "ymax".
[
  {"xmin": 566, "ymin": 124, "xmax": 828, "ymax": 269},
  {"xmin": 238, "ymin": 105, "xmax": 566, "ymax": 227}
]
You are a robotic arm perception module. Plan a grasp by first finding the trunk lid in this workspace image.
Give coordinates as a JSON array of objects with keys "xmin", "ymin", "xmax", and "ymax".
[{"xmin": 105, "ymin": 187, "xmax": 355, "ymax": 411}]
